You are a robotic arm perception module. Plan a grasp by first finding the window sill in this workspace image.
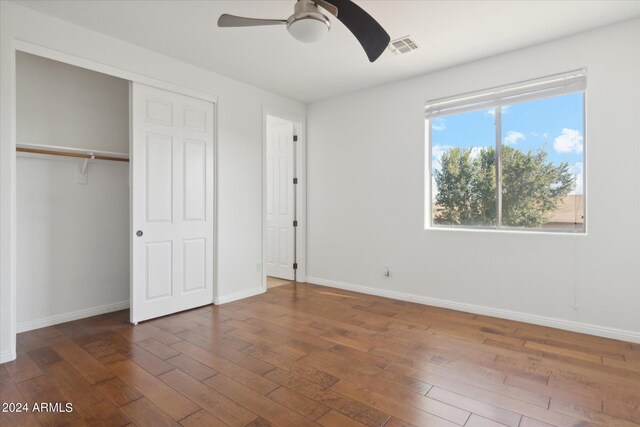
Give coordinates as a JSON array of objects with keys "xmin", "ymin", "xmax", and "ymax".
[{"xmin": 424, "ymin": 225, "xmax": 587, "ymax": 236}]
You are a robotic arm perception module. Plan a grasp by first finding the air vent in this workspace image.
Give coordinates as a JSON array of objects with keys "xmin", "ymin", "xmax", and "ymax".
[{"xmin": 388, "ymin": 36, "xmax": 418, "ymax": 55}]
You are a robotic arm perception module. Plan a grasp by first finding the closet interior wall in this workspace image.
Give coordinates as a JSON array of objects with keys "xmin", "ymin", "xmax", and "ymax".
[{"xmin": 16, "ymin": 52, "xmax": 130, "ymax": 332}]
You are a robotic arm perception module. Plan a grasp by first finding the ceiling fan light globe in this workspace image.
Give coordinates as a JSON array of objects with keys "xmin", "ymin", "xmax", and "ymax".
[{"xmin": 287, "ymin": 15, "xmax": 330, "ymax": 43}]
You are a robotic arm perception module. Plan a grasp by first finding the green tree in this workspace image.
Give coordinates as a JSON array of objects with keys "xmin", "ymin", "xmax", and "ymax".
[{"xmin": 433, "ymin": 146, "xmax": 575, "ymax": 228}]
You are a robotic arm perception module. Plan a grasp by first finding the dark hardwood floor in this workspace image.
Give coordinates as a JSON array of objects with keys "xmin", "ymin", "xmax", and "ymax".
[{"xmin": 1, "ymin": 282, "xmax": 639, "ymax": 427}]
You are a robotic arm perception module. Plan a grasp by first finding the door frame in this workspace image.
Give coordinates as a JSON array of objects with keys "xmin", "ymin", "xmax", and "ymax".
[
  {"xmin": 4, "ymin": 40, "xmax": 219, "ymax": 359},
  {"xmin": 262, "ymin": 107, "xmax": 307, "ymax": 289}
]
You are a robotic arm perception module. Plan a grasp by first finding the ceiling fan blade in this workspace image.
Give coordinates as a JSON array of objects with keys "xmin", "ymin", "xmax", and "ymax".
[
  {"xmin": 321, "ymin": 0, "xmax": 390, "ymax": 62},
  {"xmin": 315, "ymin": 0, "xmax": 338, "ymax": 17},
  {"xmin": 218, "ymin": 14, "xmax": 287, "ymax": 27}
]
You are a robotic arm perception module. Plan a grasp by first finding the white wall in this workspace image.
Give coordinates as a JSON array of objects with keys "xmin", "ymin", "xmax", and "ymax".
[
  {"xmin": 17, "ymin": 52, "xmax": 129, "ymax": 153},
  {"xmin": 307, "ymin": 19, "xmax": 640, "ymax": 342},
  {"xmin": 1, "ymin": 2, "xmax": 305, "ymax": 362},
  {"xmin": 17, "ymin": 158, "xmax": 130, "ymax": 330},
  {"xmin": 16, "ymin": 53, "xmax": 130, "ymax": 331}
]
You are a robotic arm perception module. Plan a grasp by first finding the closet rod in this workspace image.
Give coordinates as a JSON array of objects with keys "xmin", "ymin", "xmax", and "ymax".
[{"xmin": 16, "ymin": 147, "xmax": 129, "ymax": 162}]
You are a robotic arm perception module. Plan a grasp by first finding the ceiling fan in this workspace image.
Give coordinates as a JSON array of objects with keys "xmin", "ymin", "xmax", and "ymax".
[{"xmin": 217, "ymin": 0, "xmax": 391, "ymax": 63}]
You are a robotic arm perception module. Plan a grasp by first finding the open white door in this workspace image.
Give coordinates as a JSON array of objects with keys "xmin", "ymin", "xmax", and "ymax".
[
  {"xmin": 131, "ymin": 83, "xmax": 214, "ymax": 323},
  {"xmin": 266, "ymin": 116, "xmax": 295, "ymax": 280}
]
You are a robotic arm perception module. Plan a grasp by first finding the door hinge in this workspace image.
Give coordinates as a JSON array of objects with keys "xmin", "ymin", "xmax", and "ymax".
[
  {"xmin": 293, "ymin": 263, "xmax": 298, "ymax": 270},
  {"xmin": 293, "ymin": 220, "xmax": 298, "ymax": 227},
  {"xmin": 293, "ymin": 177, "xmax": 298, "ymax": 184},
  {"xmin": 293, "ymin": 135, "xmax": 298, "ymax": 142}
]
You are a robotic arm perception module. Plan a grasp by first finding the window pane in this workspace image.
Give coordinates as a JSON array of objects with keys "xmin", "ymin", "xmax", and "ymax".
[
  {"xmin": 430, "ymin": 110, "xmax": 497, "ymax": 227},
  {"xmin": 500, "ymin": 93, "xmax": 584, "ymax": 230}
]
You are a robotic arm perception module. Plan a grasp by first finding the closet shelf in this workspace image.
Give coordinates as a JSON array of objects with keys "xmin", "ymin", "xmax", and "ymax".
[{"xmin": 16, "ymin": 143, "xmax": 129, "ymax": 162}]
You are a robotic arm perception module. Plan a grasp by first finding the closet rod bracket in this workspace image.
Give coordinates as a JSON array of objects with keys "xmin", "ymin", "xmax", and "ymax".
[{"xmin": 77, "ymin": 154, "xmax": 94, "ymax": 185}]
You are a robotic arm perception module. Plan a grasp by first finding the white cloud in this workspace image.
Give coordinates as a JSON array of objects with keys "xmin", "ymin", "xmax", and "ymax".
[
  {"xmin": 469, "ymin": 147, "xmax": 484, "ymax": 160},
  {"xmin": 431, "ymin": 145, "xmax": 452, "ymax": 162},
  {"xmin": 553, "ymin": 128, "xmax": 583, "ymax": 153},
  {"xmin": 431, "ymin": 118, "xmax": 446, "ymax": 131},
  {"xmin": 431, "ymin": 145, "xmax": 488, "ymax": 168},
  {"xmin": 569, "ymin": 162, "xmax": 584, "ymax": 195},
  {"xmin": 504, "ymin": 130, "xmax": 525, "ymax": 145}
]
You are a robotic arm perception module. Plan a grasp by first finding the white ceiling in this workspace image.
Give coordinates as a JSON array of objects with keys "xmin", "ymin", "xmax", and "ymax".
[{"xmin": 15, "ymin": 0, "xmax": 640, "ymax": 103}]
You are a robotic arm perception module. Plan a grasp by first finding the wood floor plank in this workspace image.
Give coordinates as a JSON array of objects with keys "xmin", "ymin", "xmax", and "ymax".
[
  {"xmin": 0, "ymin": 365, "xmax": 42, "ymax": 427},
  {"xmin": 242, "ymin": 344, "xmax": 339, "ymax": 388},
  {"xmin": 549, "ymin": 399, "xmax": 639, "ymax": 427},
  {"xmin": 245, "ymin": 417, "xmax": 274, "ymax": 427},
  {"xmin": 4, "ymin": 348, "xmax": 44, "ymax": 384},
  {"xmin": 223, "ymin": 318, "xmax": 265, "ymax": 334},
  {"xmin": 158, "ymin": 368, "xmax": 256, "ymax": 427},
  {"xmin": 504, "ymin": 371, "xmax": 602, "ymax": 412},
  {"xmin": 94, "ymin": 377, "xmax": 143, "ymax": 407},
  {"xmin": 36, "ymin": 359, "xmax": 130, "ymax": 426},
  {"xmin": 2, "ymin": 283, "xmax": 637, "ymax": 427},
  {"xmin": 138, "ymin": 338, "xmax": 181, "ymax": 360},
  {"xmin": 307, "ymin": 350, "xmax": 433, "ymax": 395},
  {"xmin": 16, "ymin": 375, "xmax": 83, "ymax": 426},
  {"xmin": 203, "ymin": 374, "xmax": 321, "ymax": 427},
  {"xmin": 330, "ymin": 379, "xmax": 463, "ymax": 427},
  {"xmin": 524, "ymin": 341, "xmax": 603, "ymax": 364},
  {"xmin": 166, "ymin": 353, "xmax": 218, "ymax": 381},
  {"xmin": 426, "ymin": 386, "xmax": 522, "ymax": 427},
  {"xmin": 603, "ymin": 398, "xmax": 640, "ymax": 425},
  {"xmin": 125, "ymin": 345, "xmax": 175, "ymax": 376},
  {"xmin": 266, "ymin": 385, "xmax": 331, "ymax": 420},
  {"xmin": 16, "ymin": 330, "xmax": 53, "ymax": 353},
  {"xmin": 464, "ymin": 413, "xmax": 512, "ymax": 427},
  {"xmin": 48, "ymin": 335, "xmax": 114, "ymax": 384},
  {"xmin": 171, "ymin": 340, "xmax": 278, "ymax": 395},
  {"xmin": 316, "ymin": 409, "xmax": 368, "ymax": 427},
  {"xmin": 176, "ymin": 328, "xmax": 275, "ymax": 375},
  {"xmin": 105, "ymin": 359, "xmax": 199, "ymax": 421},
  {"xmin": 386, "ymin": 361, "xmax": 551, "ymax": 409},
  {"xmin": 264, "ymin": 367, "xmax": 391, "ymax": 427},
  {"xmin": 178, "ymin": 409, "xmax": 229, "ymax": 427},
  {"xmin": 119, "ymin": 397, "xmax": 180, "ymax": 427},
  {"xmin": 329, "ymin": 344, "xmax": 392, "ymax": 369},
  {"xmin": 519, "ymin": 417, "xmax": 556, "ymax": 427}
]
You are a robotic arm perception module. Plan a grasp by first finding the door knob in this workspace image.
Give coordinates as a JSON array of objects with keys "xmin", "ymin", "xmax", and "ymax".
[{"xmin": 136, "ymin": 230, "xmax": 143, "ymax": 237}]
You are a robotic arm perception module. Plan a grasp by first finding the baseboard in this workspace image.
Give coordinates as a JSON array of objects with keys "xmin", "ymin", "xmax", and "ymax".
[
  {"xmin": 17, "ymin": 300, "xmax": 130, "ymax": 333},
  {"xmin": 306, "ymin": 276, "xmax": 640, "ymax": 344},
  {"xmin": 214, "ymin": 286, "xmax": 265, "ymax": 305},
  {"xmin": 0, "ymin": 349, "xmax": 16, "ymax": 364}
]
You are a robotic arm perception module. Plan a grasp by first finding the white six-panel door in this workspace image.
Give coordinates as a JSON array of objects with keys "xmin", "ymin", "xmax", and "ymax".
[
  {"xmin": 266, "ymin": 117, "xmax": 295, "ymax": 280},
  {"xmin": 131, "ymin": 83, "xmax": 214, "ymax": 323}
]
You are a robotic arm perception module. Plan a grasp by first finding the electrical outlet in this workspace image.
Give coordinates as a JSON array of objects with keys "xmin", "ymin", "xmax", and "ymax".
[{"xmin": 383, "ymin": 266, "xmax": 390, "ymax": 278}]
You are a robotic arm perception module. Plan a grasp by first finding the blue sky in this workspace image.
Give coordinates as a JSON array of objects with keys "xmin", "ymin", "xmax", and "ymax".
[{"xmin": 430, "ymin": 92, "xmax": 584, "ymax": 194}]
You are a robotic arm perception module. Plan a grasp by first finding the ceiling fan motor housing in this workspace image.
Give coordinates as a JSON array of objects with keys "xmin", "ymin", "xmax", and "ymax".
[{"xmin": 287, "ymin": 0, "xmax": 331, "ymax": 43}]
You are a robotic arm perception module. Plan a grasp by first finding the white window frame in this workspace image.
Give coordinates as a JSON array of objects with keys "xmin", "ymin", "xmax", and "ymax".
[{"xmin": 425, "ymin": 70, "xmax": 587, "ymax": 233}]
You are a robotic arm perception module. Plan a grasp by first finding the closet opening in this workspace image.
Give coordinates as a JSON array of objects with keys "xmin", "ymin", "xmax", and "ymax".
[
  {"xmin": 15, "ymin": 50, "xmax": 217, "ymax": 333},
  {"xmin": 16, "ymin": 52, "xmax": 131, "ymax": 332}
]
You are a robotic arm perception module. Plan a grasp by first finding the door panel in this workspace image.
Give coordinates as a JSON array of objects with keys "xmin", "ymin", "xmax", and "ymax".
[
  {"xmin": 145, "ymin": 241, "xmax": 173, "ymax": 300},
  {"xmin": 145, "ymin": 134, "xmax": 173, "ymax": 222},
  {"xmin": 131, "ymin": 83, "xmax": 214, "ymax": 323},
  {"xmin": 183, "ymin": 140, "xmax": 207, "ymax": 220},
  {"xmin": 183, "ymin": 238, "xmax": 206, "ymax": 292},
  {"xmin": 266, "ymin": 117, "xmax": 295, "ymax": 280}
]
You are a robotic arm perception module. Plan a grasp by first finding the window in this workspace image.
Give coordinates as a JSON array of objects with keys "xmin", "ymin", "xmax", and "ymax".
[{"xmin": 426, "ymin": 70, "xmax": 586, "ymax": 232}]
